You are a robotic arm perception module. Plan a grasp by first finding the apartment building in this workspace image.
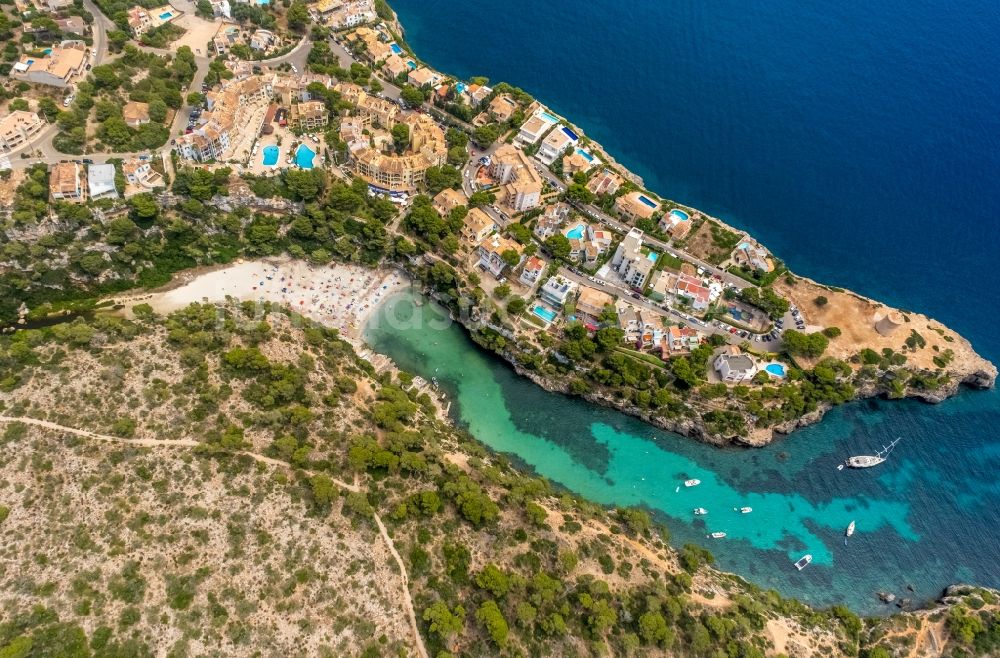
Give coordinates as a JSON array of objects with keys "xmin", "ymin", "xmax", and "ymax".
[
  {"xmin": 176, "ymin": 76, "xmax": 272, "ymax": 162},
  {"xmin": 461, "ymin": 207, "xmax": 495, "ymax": 244},
  {"xmin": 0, "ymin": 111, "xmax": 44, "ymax": 152},
  {"xmin": 350, "ymin": 113, "xmax": 447, "ymax": 192},
  {"xmin": 489, "ymin": 143, "xmax": 542, "ymax": 213},
  {"xmin": 289, "ymin": 100, "xmax": 328, "ymax": 129}
]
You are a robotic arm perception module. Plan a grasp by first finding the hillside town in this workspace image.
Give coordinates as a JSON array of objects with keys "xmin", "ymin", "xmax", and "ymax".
[{"xmin": 0, "ymin": 0, "xmax": 972, "ymax": 425}]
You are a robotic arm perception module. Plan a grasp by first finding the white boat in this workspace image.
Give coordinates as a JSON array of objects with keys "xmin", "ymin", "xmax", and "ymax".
[
  {"xmin": 708, "ymin": 532, "xmax": 726, "ymax": 539},
  {"xmin": 693, "ymin": 508, "xmax": 708, "ymax": 515},
  {"xmin": 794, "ymin": 554, "xmax": 812, "ymax": 570},
  {"xmin": 684, "ymin": 479, "xmax": 701, "ymax": 487},
  {"xmin": 845, "ymin": 520, "xmax": 855, "ymax": 545},
  {"xmin": 836, "ymin": 463, "xmax": 845, "ymax": 471},
  {"xmin": 847, "ymin": 437, "xmax": 901, "ymax": 468},
  {"xmin": 736, "ymin": 506, "xmax": 752, "ymax": 514}
]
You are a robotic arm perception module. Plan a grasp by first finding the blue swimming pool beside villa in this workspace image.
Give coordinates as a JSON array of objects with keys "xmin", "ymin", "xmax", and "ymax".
[
  {"xmin": 296, "ymin": 144, "xmax": 316, "ymax": 169},
  {"xmin": 159, "ymin": 11, "xmax": 173, "ymax": 19},
  {"xmin": 262, "ymin": 145, "xmax": 279, "ymax": 167},
  {"xmin": 390, "ymin": 43, "xmax": 403, "ymax": 54},
  {"xmin": 637, "ymin": 194, "xmax": 658, "ymax": 208},
  {"xmin": 532, "ymin": 305, "xmax": 558, "ymax": 323},
  {"xmin": 564, "ymin": 223, "xmax": 587, "ymax": 240},
  {"xmin": 670, "ymin": 208, "xmax": 690, "ymax": 222},
  {"xmin": 765, "ymin": 363, "xmax": 787, "ymax": 377}
]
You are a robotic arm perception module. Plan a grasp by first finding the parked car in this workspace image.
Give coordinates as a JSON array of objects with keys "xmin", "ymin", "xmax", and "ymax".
[{"xmin": 82, "ymin": 158, "xmax": 94, "ymax": 164}]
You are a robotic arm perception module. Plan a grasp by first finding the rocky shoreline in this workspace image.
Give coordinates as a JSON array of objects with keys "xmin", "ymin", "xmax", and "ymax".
[{"xmin": 433, "ymin": 285, "xmax": 997, "ymax": 449}]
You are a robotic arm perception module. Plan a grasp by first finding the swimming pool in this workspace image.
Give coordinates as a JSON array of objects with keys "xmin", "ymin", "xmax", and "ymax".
[
  {"xmin": 539, "ymin": 110, "xmax": 560, "ymax": 124},
  {"xmin": 532, "ymin": 305, "xmax": 557, "ymax": 323},
  {"xmin": 390, "ymin": 43, "xmax": 403, "ymax": 55},
  {"xmin": 646, "ymin": 252, "xmax": 658, "ymax": 262},
  {"xmin": 575, "ymin": 148, "xmax": 594, "ymax": 162},
  {"xmin": 159, "ymin": 11, "xmax": 173, "ymax": 19},
  {"xmin": 295, "ymin": 144, "xmax": 315, "ymax": 169},
  {"xmin": 564, "ymin": 223, "xmax": 586, "ymax": 240},
  {"xmin": 638, "ymin": 194, "xmax": 658, "ymax": 209},
  {"xmin": 42, "ymin": 48, "xmax": 52, "ymax": 55},
  {"xmin": 255, "ymin": 0, "xmax": 269, "ymax": 5},
  {"xmin": 670, "ymin": 209, "xmax": 690, "ymax": 222},
  {"xmin": 561, "ymin": 126, "xmax": 579, "ymax": 141},
  {"xmin": 262, "ymin": 145, "xmax": 279, "ymax": 167},
  {"xmin": 765, "ymin": 363, "xmax": 787, "ymax": 377},
  {"xmin": 406, "ymin": 60, "xmax": 417, "ymax": 70},
  {"xmin": 455, "ymin": 82, "xmax": 466, "ymax": 94}
]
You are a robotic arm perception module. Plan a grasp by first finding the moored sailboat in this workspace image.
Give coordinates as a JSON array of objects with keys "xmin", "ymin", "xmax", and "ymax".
[
  {"xmin": 846, "ymin": 437, "xmax": 901, "ymax": 468},
  {"xmin": 845, "ymin": 520, "xmax": 855, "ymax": 545}
]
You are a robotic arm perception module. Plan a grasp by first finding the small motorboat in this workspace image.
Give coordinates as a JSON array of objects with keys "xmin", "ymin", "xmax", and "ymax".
[
  {"xmin": 693, "ymin": 508, "xmax": 708, "ymax": 515},
  {"xmin": 736, "ymin": 507, "xmax": 752, "ymax": 514},
  {"xmin": 684, "ymin": 479, "xmax": 701, "ymax": 487},
  {"xmin": 845, "ymin": 520, "xmax": 855, "ymax": 545},
  {"xmin": 708, "ymin": 532, "xmax": 726, "ymax": 539},
  {"xmin": 837, "ymin": 463, "xmax": 845, "ymax": 471},
  {"xmin": 794, "ymin": 554, "xmax": 812, "ymax": 570}
]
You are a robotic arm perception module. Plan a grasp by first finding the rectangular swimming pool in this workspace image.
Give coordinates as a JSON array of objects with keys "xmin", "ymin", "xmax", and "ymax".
[
  {"xmin": 561, "ymin": 126, "xmax": 579, "ymax": 141},
  {"xmin": 638, "ymin": 194, "xmax": 658, "ymax": 208},
  {"xmin": 390, "ymin": 43, "xmax": 403, "ymax": 55},
  {"xmin": 575, "ymin": 148, "xmax": 594, "ymax": 162},
  {"xmin": 159, "ymin": 11, "xmax": 173, "ymax": 19},
  {"xmin": 532, "ymin": 305, "xmax": 558, "ymax": 323},
  {"xmin": 539, "ymin": 110, "xmax": 559, "ymax": 124}
]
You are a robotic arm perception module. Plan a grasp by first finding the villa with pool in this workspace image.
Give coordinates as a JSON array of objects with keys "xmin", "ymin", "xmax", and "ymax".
[
  {"xmin": 615, "ymin": 190, "xmax": 661, "ymax": 222},
  {"xmin": 659, "ymin": 207, "xmax": 693, "ymax": 239}
]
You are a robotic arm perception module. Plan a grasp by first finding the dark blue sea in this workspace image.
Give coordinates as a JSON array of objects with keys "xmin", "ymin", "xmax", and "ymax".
[{"xmin": 376, "ymin": 0, "xmax": 1000, "ymax": 612}]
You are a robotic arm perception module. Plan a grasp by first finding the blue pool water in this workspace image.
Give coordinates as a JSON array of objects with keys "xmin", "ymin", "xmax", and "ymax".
[
  {"xmin": 42, "ymin": 48, "xmax": 52, "ymax": 55},
  {"xmin": 295, "ymin": 144, "xmax": 315, "ymax": 169},
  {"xmin": 532, "ymin": 305, "xmax": 557, "ymax": 322},
  {"xmin": 564, "ymin": 223, "xmax": 586, "ymax": 240},
  {"xmin": 406, "ymin": 60, "xmax": 416, "ymax": 69},
  {"xmin": 455, "ymin": 81, "xmax": 466, "ymax": 94},
  {"xmin": 539, "ymin": 110, "xmax": 560, "ymax": 123},
  {"xmin": 637, "ymin": 194, "xmax": 658, "ymax": 208},
  {"xmin": 159, "ymin": 11, "xmax": 172, "ymax": 19},
  {"xmin": 256, "ymin": 0, "xmax": 268, "ymax": 5},
  {"xmin": 561, "ymin": 126, "xmax": 578, "ymax": 141},
  {"xmin": 765, "ymin": 363, "xmax": 787, "ymax": 377},
  {"xmin": 729, "ymin": 308, "xmax": 744, "ymax": 321},
  {"xmin": 261, "ymin": 145, "xmax": 279, "ymax": 167},
  {"xmin": 670, "ymin": 208, "xmax": 690, "ymax": 222},
  {"xmin": 386, "ymin": 0, "xmax": 1000, "ymax": 612},
  {"xmin": 390, "ymin": 43, "xmax": 403, "ymax": 54},
  {"xmin": 646, "ymin": 252, "xmax": 658, "ymax": 262},
  {"xmin": 575, "ymin": 147, "xmax": 594, "ymax": 162}
]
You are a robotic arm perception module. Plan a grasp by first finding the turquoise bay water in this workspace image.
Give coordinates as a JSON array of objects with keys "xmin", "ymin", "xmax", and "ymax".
[{"xmin": 364, "ymin": 291, "xmax": 1000, "ymax": 614}]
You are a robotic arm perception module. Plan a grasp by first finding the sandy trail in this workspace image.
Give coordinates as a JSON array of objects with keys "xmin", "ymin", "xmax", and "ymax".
[{"xmin": 0, "ymin": 415, "xmax": 428, "ymax": 658}]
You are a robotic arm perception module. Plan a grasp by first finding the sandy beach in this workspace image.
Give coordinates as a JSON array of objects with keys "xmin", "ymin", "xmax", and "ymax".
[{"xmin": 143, "ymin": 259, "xmax": 410, "ymax": 345}]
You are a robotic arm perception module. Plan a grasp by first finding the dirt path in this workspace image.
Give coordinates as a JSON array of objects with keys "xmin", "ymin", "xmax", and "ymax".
[
  {"xmin": 374, "ymin": 512, "xmax": 429, "ymax": 658},
  {"xmin": 0, "ymin": 415, "xmax": 428, "ymax": 658}
]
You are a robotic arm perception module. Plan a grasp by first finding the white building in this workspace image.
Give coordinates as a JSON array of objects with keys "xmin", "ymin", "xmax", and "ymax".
[
  {"xmin": 539, "ymin": 276, "xmax": 576, "ymax": 308},
  {"xmin": 714, "ymin": 351, "xmax": 759, "ymax": 383},
  {"xmin": 87, "ymin": 164, "xmax": 118, "ymax": 200},
  {"xmin": 611, "ymin": 227, "xmax": 654, "ymax": 288},
  {"xmin": 536, "ymin": 125, "xmax": 575, "ymax": 165}
]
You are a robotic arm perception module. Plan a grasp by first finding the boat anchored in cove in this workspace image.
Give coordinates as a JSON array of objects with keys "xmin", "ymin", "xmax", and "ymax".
[
  {"xmin": 708, "ymin": 532, "xmax": 726, "ymax": 539},
  {"xmin": 845, "ymin": 520, "xmax": 856, "ymax": 545},
  {"xmin": 845, "ymin": 437, "xmax": 901, "ymax": 469},
  {"xmin": 693, "ymin": 508, "xmax": 708, "ymax": 515},
  {"xmin": 794, "ymin": 554, "xmax": 812, "ymax": 570},
  {"xmin": 684, "ymin": 479, "xmax": 701, "ymax": 487}
]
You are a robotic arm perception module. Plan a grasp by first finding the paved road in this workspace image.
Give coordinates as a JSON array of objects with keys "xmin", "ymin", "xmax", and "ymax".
[{"xmin": 82, "ymin": 0, "xmax": 114, "ymax": 66}]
